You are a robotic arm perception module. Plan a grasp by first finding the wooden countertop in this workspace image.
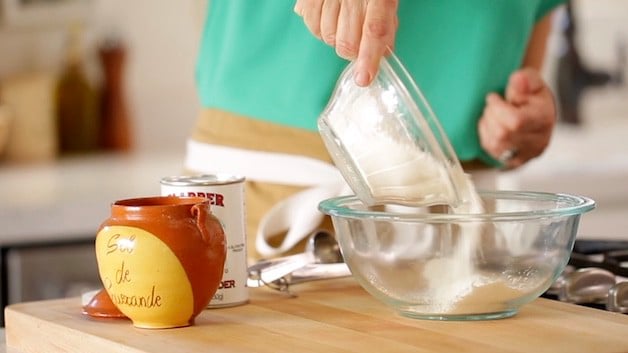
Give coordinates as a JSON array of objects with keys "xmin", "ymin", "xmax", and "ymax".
[{"xmin": 4, "ymin": 278, "xmax": 628, "ymax": 353}]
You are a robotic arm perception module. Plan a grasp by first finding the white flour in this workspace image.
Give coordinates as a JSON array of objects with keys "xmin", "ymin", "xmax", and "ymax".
[
  {"xmin": 418, "ymin": 172, "xmax": 490, "ymax": 313},
  {"xmin": 323, "ymin": 83, "xmax": 464, "ymax": 207}
]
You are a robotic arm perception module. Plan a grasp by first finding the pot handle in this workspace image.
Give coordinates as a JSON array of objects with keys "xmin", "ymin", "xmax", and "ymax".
[{"xmin": 191, "ymin": 203, "xmax": 225, "ymax": 245}]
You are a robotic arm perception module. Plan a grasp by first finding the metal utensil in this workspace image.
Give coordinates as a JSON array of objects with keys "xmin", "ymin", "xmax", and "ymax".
[
  {"xmin": 606, "ymin": 281, "xmax": 628, "ymax": 313},
  {"xmin": 247, "ymin": 230, "xmax": 345, "ymax": 288},
  {"xmin": 558, "ymin": 267, "xmax": 617, "ymax": 304},
  {"xmin": 286, "ymin": 262, "xmax": 352, "ymax": 285}
]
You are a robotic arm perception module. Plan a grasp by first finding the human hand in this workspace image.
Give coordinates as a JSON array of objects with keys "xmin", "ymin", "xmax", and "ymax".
[
  {"xmin": 294, "ymin": 0, "xmax": 399, "ymax": 87},
  {"xmin": 477, "ymin": 68, "xmax": 557, "ymax": 169}
]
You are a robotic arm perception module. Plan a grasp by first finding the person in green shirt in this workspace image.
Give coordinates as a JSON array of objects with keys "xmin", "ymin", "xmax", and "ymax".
[{"xmin": 187, "ymin": 0, "xmax": 565, "ymax": 260}]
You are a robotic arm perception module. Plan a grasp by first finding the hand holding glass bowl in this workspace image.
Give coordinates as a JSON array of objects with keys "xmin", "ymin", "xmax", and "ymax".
[{"xmin": 318, "ymin": 52, "xmax": 472, "ymax": 209}]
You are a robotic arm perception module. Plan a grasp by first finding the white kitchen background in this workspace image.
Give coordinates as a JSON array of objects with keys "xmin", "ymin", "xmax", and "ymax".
[
  {"xmin": 0, "ymin": 0, "xmax": 206, "ymax": 156},
  {"xmin": 501, "ymin": 0, "xmax": 628, "ymax": 239},
  {"xmin": 0, "ymin": 0, "xmax": 626, "ymax": 321}
]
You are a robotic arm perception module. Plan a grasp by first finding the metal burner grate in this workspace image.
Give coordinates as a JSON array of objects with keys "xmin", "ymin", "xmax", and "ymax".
[{"xmin": 543, "ymin": 239, "xmax": 628, "ymax": 313}]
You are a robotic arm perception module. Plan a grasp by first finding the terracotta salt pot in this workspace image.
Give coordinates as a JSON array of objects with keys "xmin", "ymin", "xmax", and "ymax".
[{"xmin": 94, "ymin": 196, "xmax": 226, "ymax": 329}]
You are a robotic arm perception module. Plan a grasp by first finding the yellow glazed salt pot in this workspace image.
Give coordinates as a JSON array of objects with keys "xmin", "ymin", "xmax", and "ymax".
[{"xmin": 94, "ymin": 196, "xmax": 226, "ymax": 329}]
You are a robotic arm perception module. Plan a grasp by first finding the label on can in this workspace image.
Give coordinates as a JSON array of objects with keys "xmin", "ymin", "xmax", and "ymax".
[{"xmin": 161, "ymin": 174, "xmax": 248, "ymax": 307}]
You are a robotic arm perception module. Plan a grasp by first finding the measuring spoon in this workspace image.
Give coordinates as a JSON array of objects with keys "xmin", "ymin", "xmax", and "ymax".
[{"xmin": 247, "ymin": 230, "xmax": 344, "ymax": 288}]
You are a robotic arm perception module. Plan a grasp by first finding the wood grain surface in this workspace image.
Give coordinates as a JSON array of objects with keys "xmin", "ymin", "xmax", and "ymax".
[{"xmin": 5, "ymin": 278, "xmax": 628, "ymax": 353}]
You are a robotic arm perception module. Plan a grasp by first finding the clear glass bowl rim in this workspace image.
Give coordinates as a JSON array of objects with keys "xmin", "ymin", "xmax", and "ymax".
[{"xmin": 318, "ymin": 190, "xmax": 595, "ymax": 223}]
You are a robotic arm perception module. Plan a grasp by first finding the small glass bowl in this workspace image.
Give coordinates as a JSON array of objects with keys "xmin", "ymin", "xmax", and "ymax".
[
  {"xmin": 319, "ymin": 190, "xmax": 595, "ymax": 320},
  {"xmin": 318, "ymin": 53, "xmax": 466, "ymax": 208}
]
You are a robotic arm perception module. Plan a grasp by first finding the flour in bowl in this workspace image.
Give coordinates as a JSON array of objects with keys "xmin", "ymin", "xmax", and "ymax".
[{"xmin": 356, "ymin": 160, "xmax": 539, "ymax": 314}]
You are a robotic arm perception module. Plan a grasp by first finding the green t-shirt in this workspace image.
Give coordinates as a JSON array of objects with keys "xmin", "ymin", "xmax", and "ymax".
[{"xmin": 196, "ymin": 0, "xmax": 564, "ymax": 165}]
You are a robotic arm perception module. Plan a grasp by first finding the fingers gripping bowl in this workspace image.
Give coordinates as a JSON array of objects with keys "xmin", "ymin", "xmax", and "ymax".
[{"xmin": 319, "ymin": 190, "xmax": 595, "ymax": 320}]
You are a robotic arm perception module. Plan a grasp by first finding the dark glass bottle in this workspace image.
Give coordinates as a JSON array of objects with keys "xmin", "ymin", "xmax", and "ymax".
[
  {"xmin": 55, "ymin": 25, "xmax": 100, "ymax": 154},
  {"xmin": 99, "ymin": 37, "xmax": 133, "ymax": 152}
]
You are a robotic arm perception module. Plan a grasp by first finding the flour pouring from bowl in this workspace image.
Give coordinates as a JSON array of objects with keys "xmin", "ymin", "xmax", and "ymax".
[{"xmin": 318, "ymin": 54, "xmax": 595, "ymax": 320}]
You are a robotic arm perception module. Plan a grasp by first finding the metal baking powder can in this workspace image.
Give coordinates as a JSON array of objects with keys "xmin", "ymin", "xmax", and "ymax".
[{"xmin": 160, "ymin": 174, "xmax": 248, "ymax": 307}]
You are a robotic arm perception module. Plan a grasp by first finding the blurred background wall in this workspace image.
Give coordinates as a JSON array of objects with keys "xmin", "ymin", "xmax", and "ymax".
[
  {"xmin": 501, "ymin": 0, "xmax": 628, "ymax": 238},
  {"xmin": 0, "ymin": 0, "xmax": 206, "ymax": 157}
]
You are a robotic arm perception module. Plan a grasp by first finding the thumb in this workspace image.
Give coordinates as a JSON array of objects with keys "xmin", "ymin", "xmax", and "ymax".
[{"xmin": 505, "ymin": 68, "xmax": 544, "ymax": 105}]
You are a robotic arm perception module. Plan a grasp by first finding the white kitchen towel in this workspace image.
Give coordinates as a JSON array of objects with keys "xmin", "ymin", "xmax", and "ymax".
[
  {"xmin": 184, "ymin": 139, "xmax": 350, "ymax": 258},
  {"xmin": 185, "ymin": 139, "xmax": 497, "ymax": 258}
]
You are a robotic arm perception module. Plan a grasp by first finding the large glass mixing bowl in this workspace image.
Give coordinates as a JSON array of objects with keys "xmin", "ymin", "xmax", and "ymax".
[{"xmin": 319, "ymin": 190, "xmax": 595, "ymax": 320}]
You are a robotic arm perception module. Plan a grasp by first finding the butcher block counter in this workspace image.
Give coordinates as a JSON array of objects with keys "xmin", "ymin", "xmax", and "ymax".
[{"xmin": 4, "ymin": 278, "xmax": 628, "ymax": 353}]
